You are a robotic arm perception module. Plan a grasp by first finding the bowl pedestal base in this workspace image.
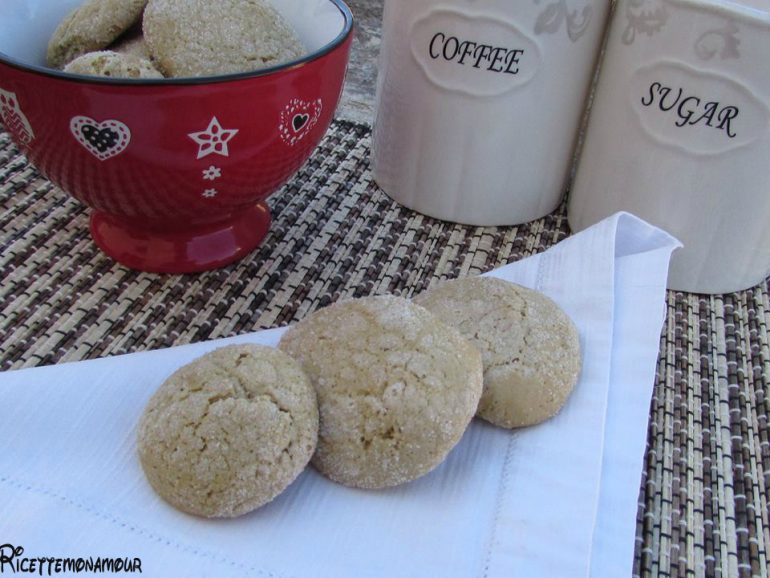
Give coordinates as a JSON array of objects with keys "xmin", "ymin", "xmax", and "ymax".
[{"xmin": 90, "ymin": 202, "xmax": 271, "ymax": 273}]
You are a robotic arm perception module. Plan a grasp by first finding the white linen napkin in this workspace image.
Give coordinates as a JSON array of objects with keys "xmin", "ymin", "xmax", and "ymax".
[{"xmin": 0, "ymin": 212, "xmax": 679, "ymax": 578}]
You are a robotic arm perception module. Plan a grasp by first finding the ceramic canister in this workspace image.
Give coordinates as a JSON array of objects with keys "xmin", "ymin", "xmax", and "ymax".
[
  {"xmin": 568, "ymin": 0, "xmax": 770, "ymax": 293},
  {"xmin": 371, "ymin": 0, "xmax": 611, "ymax": 226}
]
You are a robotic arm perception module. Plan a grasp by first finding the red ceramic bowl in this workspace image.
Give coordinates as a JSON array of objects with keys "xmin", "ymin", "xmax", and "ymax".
[{"xmin": 0, "ymin": 0, "xmax": 353, "ymax": 272}]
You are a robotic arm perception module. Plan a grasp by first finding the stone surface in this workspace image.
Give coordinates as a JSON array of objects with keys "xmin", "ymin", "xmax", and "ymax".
[{"xmin": 335, "ymin": 0, "xmax": 381, "ymax": 125}]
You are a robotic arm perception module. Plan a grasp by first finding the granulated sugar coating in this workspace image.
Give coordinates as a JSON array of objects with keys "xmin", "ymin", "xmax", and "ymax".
[
  {"xmin": 47, "ymin": 0, "xmax": 148, "ymax": 68},
  {"xmin": 137, "ymin": 344, "xmax": 318, "ymax": 518},
  {"xmin": 279, "ymin": 295, "xmax": 483, "ymax": 490},
  {"xmin": 143, "ymin": 0, "xmax": 305, "ymax": 77},
  {"xmin": 64, "ymin": 50, "xmax": 163, "ymax": 78},
  {"xmin": 414, "ymin": 277, "xmax": 582, "ymax": 429}
]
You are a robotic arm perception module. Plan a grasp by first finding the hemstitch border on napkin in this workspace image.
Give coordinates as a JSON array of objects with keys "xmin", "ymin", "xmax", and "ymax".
[{"xmin": 0, "ymin": 475, "xmax": 292, "ymax": 578}]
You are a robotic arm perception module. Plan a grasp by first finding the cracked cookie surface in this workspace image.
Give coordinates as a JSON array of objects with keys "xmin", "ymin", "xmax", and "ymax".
[
  {"xmin": 279, "ymin": 295, "xmax": 483, "ymax": 490},
  {"xmin": 47, "ymin": 0, "xmax": 148, "ymax": 69},
  {"xmin": 143, "ymin": 0, "xmax": 304, "ymax": 77},
  {"xmin": 414, "ymin": 277, "xmax": 582, "ymax": 429},
  {"xmin": 137, "ymin": 344, "xmax": 318, "ymax": 517}
]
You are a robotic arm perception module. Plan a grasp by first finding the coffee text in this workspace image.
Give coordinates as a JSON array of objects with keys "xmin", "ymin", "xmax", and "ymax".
[{"xmin": 429, "ymin": 32, "xmax": 525, "ymax": 74}]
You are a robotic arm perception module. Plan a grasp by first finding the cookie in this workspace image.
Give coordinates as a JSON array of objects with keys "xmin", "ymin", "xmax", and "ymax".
[
  {"xmin": 110, "ymin": 28, "xmax": 153, "ymax": 61},
  {"xmin": 137, "ymin": 344, "xmax": 318, "ymax": 518},
  {"xmin": 143, "ymin": 0, "xmax": 305, "ymax": 78},
  {"xmin": 279, "ymin": 295, "xmax": 483, "ymax": 490},
  {"xmin": 64, "ymin": 51, "xmax": 163, "ymax": 78},
  {"xmin": 47, "ymin": 0, "xmax": 148, "ymax": 69},
  {"xmin": 414, "ymin": 277, "xmax": 581, "ymax": 429}
]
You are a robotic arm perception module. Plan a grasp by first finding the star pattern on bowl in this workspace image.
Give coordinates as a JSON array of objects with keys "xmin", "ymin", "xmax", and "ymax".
[{"xmin": 188, "ymin": 117, "xmax": 239, "ymax": 159}]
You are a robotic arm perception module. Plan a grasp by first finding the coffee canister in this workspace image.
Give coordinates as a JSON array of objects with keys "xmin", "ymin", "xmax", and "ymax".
[
  {"xmin": 371, "ymin": 0, "xmax": 611, "ymax": 226},
  {"xmin": 569, "ymin": 0, "xmax": 770, "ymax": 293}
]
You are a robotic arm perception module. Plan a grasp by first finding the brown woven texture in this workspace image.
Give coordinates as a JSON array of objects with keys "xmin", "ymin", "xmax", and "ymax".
[{"xmin": 1, "ymin": 121, "xmax": 768, "ymax": 577}]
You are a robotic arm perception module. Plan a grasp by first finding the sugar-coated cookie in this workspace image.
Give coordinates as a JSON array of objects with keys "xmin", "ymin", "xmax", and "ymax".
[
  {"xmin": 414, "ymin": 277, "xmax": 581, "ymax": 429},
  {"xmin": 137, "ymin": 344, "xmax": 318, "ymax": 518},
  {"xmin": 47, "ymin": 0, "xmax": 148, "ymax": 69},
  {"xmin": 64, "ymin": 50, "xmax": 163, "ymax": 78},
  {"xmin": 279, "ymin": 295, "xmax": 483, "ymax": 490},
  {"xmin": 143, "ymin": 0, "xmax": 305, "ymax": 77}
]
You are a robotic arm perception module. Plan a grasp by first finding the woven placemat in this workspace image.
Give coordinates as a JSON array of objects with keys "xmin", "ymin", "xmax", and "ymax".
[{"xmin": 1, "ymin": 120, "xmax": 768, "ymax": 578}]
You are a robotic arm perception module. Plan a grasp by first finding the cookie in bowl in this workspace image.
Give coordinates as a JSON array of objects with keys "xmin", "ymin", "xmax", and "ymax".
[
  {"xmin": 63, "ymin": 50, "xmax": 163, "ymax": 78},
  {"xmin": 143, "ymin": 0, "xmax": 305, "ymax": 77},
  {"xmin": 47, "ymin": 0, "xmax": 148, "ymax": 69}
]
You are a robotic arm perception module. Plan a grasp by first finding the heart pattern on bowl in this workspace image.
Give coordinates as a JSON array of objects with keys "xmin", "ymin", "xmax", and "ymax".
[
  {"xmin": 0, "ymin": 88, "xmax": 35, "ymax": 147},
  {"xmin": 293, "ymin": 113, "xmax": 310, "ymax": 132},
  {"xmin": 70, "ymin": 116, "xmax": 131, "ymax": 161},
  {"xmin": 279, "ymin": 98, "xmax": 322, "ymax": 146}
]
